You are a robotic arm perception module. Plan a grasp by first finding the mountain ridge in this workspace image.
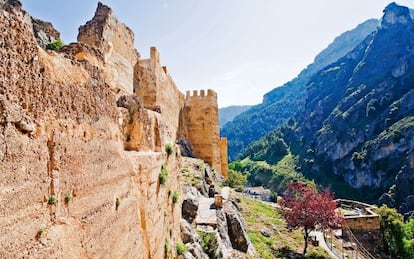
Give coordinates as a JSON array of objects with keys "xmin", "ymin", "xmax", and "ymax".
[
  {"xmin": 241, "ymin": 2, "xmax": 414, "ymax": 218},
  {"xmin": 219, "ymin": 105, "xmax": 251, "ymax": 128},
  {"xmin": 221, "ymin": 18, "xmax": 379, "ymax": 160}
]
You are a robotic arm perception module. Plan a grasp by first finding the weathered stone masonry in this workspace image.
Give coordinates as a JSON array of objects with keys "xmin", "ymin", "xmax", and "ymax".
[
  {"xmin": 0, "ymin": 1, "xmax": 227, "ymax": 257},
  {"xmin": 76, "ymin": 1, "xmax": 228, "ymax": 177},
  {"xmin": 134, "ymin": 46, "xmax": 228, "ymax": 178},
  {"xmin": 179, "ymin": 89, "xmax": 228, "ymax": 178}
]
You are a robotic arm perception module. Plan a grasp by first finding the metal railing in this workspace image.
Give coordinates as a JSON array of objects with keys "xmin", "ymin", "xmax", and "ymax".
[{"xmin": 343, "ymin": 224, "xmax": 376, "ymax": 259}]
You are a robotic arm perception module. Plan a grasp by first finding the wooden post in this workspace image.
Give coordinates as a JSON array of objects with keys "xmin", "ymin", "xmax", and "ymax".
[{"xmin": 214, "ymin": 195, "xmax": 223, "ymax": 208}]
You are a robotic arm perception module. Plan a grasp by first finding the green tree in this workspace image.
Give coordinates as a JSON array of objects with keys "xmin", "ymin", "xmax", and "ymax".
[
  {"xmin": 403, "ymin": 219, "xmax": 414, "ymax": 258},
  {"xmin": 223, "ymin": 169, "xmax": 247, "ymax": 190},
  {"xmin": 375, "ymin": 205, "xmax": 405, "ymax": 258}
]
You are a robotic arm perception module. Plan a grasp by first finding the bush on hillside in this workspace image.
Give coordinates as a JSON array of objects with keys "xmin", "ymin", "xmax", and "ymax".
[{"xmin": 223, "ymin": 169, "xmax": 247, "ymax": 190}]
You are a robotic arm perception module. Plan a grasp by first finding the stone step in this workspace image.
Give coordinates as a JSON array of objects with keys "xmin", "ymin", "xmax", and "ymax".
[{"xmin": 195, "ymin": 198, "xmax": 217, "ymax": 227}]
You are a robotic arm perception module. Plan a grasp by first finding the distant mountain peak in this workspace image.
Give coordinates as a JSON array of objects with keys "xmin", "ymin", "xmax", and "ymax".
[
  {"xmin": 222, "ymin": 18, "xmax": 378, "ymax": 160},
  {"xmin": 382, "ymin": 2, "xmax": 412, "ymax": 27}
]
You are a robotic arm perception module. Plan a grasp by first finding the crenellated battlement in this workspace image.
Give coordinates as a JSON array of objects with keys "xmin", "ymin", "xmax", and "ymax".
[
  {"xmin": 185, "ymin": 89, "xmax": 217, "ymax": 99},
  {"xmin": 135, "ymin": 46, "xmax": 227, "ymax": 178},
  {"xmin": 179, "ymin": 87, "xmax": 226, "ymax": 176}
]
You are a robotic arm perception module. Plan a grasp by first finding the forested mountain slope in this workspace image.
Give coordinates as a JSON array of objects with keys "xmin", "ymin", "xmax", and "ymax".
[
  {"xmin": 219, "ymin": 105, "xmax": 251, "ymax": 128},
  {"xmin": 221, "ymin": 19, "xmax": 378, "ymax": 159},
  {"xmin": 241, "ymin": 3, "xmax": 414, "ymax": 219}
]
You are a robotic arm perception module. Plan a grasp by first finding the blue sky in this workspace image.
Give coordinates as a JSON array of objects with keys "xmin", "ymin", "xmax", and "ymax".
[{"xmin": 21, "ymin": 1, "xmax": 414, "ymax": 107}]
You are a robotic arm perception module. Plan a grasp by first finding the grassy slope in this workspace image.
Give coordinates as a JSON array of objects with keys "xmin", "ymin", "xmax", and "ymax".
[{"xmin": 238, "ymin": 194, "xmax": 329, "ymax": 259}]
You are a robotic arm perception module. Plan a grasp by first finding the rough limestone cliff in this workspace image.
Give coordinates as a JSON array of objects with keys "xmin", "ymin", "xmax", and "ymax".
[
  {"xmin": 0, "ymin": 1, "xmax": 232, "ymax": 258},
  {"xmin": 291, "ymin": 3, "xmax": 414, "ymax": 217}
]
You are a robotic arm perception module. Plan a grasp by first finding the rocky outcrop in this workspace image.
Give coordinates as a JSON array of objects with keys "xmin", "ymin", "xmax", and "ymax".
[
  {"xmin": 382, "ymin": 2, "xmax": 412, "ymax": 27},
  {"xmin": 182, "ymin": 198, "xmax": 199, "ymax": 223},
  {"xmin": 225, "ymin": 207, "xmax": 251, "ymax": 253},
  {"xmin": 179, "ymin": 158, "xmax": 254, "ymax": 258},
  {"xmin": 78, "ymin": 2, "xmax": 139, "ymax": 94},
  {"xmin": 286, "ymin": 3, "xmax": 414, "ymax": 216},
  {"xmin": 31, "ymin": 17, "xmax": 60, "ymax": 49}
]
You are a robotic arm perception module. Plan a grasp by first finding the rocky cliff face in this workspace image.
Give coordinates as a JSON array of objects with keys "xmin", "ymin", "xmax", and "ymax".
[
  {"xmin": 0, "ymin": 1, "xmax": 181, "ymax": 257},
  {"xmin": 237, "ymin": 3, "xmax": 414, "ymax": 219},
  {"xmin": 290, "ymin": 3, "xmax": 414, "ymax": 218},
  {"xmin": 221, "ymin": 19, "xmax": 378, "ymax": 160},
  {"xmin": 78, "ymin": 2, "xmax": 139, "ymax": 94},
  {"xmin": 0, "ymin": 1, "xmax": 230, "ymax": 257}
]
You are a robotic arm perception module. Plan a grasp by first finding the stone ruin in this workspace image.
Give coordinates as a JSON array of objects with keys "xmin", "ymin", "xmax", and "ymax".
[
  {"xmin": 73, "ymin": 2, "xmax": 228, "ymax": 178},
  {"xmin": 336, "ymin": 199, "xmax": 383, "ymax": 258},
  {"xmin": 0, "ymin": 1, "xmax": 228, "ymax": 257}
]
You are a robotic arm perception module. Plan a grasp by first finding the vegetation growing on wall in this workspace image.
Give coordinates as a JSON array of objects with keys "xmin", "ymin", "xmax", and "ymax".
[{"xmin": 46, "ymin": 39, "xmax": 64, "ymax": 50}]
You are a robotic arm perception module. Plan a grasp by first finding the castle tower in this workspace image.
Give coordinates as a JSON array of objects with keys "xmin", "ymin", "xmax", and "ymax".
[{"xmin": 180, "ymin": 89, "xmax": 227, "ymax": 177}]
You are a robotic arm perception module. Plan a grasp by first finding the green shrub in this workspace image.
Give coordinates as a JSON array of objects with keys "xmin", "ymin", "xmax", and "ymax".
[
  {"xmin": 64, "ymin": 193, "xmax": 73, "ymax": 204},
  {"xmin": 223, "ymin": 169, "xmax": 247, "ymax": 189},
  {"xmin": 197, "ymin": 230, "xmax": 218, "ymax": 258},
  {"xmin": 375, "ymin": 205, "xmax": 404, "ymax": 258},
  {"xmin": 46, "ymin": 39, "xmax": 64, "ymax": 50},
  {"xmin": 172, "ymin": 191, "xmax": 179, "ymax": 204},
  {"xmin": 403, "ymin": 219, "xmax": 414, "ymax": 258},
  {"xmin": 270, "ymin": 192, "xmax": 278, "ymax": 202},
  {"xmin": 48, "ymin": 195, "xmax": 56, "ymax": 205},
  {"xmin": 159, "ymin": 165, "xmax": 169, "ymax": 185},
  {"xmin": 36, "ymin": 228, "xmax": 45, "ymax": 239},
  {"xmin": 176, "ymin": 241, "xmax": 188, "ymax": 255},
  {"xmin": 181, "ymin": 168, "xmax": 190, "ymax": 174},
  {"xmin": 165, "ymin": 143, "xmax": 174, "ymax": 156},
  {"xmin": 115, "ymin": 197, "xmax": 121, "ymax": 211},
  {"xmin": 265, "ymin": 238, "xmax": 274, "ymax": 246},
  {"xmin": 305, "ymin": 250, "xmax": 328, "ymax": 258}
]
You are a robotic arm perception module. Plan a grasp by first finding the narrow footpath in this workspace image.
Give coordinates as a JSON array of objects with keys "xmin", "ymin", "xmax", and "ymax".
[{"xmin": 310, "ymin": 231, "xmax": 339, "ymax": 259}]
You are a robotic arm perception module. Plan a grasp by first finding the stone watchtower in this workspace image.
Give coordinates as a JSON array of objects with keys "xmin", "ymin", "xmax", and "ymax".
[
  {"xmin": 180, "ymin": 90, "xmax": 228, "ymax": 178},
  {"xmin": 133, "ymin": 46, "xmax": 228, "ymax": 178}
]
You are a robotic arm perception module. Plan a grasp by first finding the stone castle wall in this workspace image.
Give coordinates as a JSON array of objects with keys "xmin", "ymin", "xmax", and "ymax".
[
  {"xmin": 344, "ymin": 215, "xmax": 381, "ymax": 231},
  {"xmin": 338, "ymin": 199, "xmax": 381, "ymax": 231},
  {"xmin": 135, "ymin": 48, "xmax": 228, "ymax": 177},
  {"xmin": 179, "ymin": 89, "xmax": 224, "ymax": 174},
  {"xmin": 0, "ymin": 2, "xmax": 181, "ymax": 257},
  {"xmin": 0, "ymin": 1, "xmax": 227, "ymax": 257},
  {"xmin": 135, "ymin": 47, "xmax": 185, "ymax": 144},
  {"xmin": 220, "ymin": 137, "xmax": 229, "ymax": 178}
]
